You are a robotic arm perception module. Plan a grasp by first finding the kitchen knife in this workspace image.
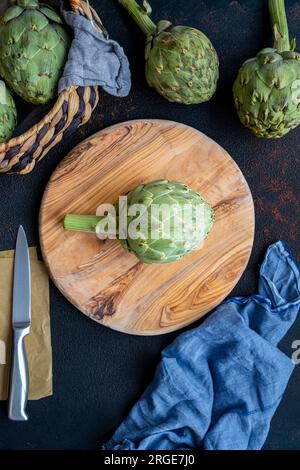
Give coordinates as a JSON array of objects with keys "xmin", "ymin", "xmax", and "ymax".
[{"xmin": 8, "ymin": 226, "xmax": 31, "ymax": 421}]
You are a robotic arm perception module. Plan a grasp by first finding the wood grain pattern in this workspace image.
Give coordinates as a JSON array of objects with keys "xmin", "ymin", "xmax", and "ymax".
[{"xmin": 39, "ymin": 120, "xmax": 255, "ymax": 335}]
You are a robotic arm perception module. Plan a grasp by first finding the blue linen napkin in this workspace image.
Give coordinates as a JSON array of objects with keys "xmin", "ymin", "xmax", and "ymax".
[
  {"xmin": 58, "ymin": 10, "xmax": 131, "ymax": 97},
  {"xmin": 104, "ymin": 241, "xmax": 300, "ymax": 450}
]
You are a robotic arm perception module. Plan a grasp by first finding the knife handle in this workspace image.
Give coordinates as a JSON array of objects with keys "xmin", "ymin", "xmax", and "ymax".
[{"xmin": 8, "ymin": 327, "xmax": 30, "ymax": 422}]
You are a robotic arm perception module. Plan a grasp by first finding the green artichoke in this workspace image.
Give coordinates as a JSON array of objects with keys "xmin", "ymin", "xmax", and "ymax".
[
  {"xmin": 0, "ymin": 80, "xmax": 17, "ymax": 143},
  {"xmin": 119, "ymin": 0, "xmax": 219, "ymax": 104},
  {"xmin": 64, "ymin": 180, "xmax": 214, "ymax": 264},
  {"xmin": 233, "ymin": 0, "xmax": 300, "ymax": 138},
  {"xmin": 0, "ymin": 0, "xmax": 71, "ymax": 105}
]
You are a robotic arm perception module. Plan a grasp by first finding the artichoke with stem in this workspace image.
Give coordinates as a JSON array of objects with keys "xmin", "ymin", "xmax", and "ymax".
[
  {"xmin": 118, "ymin": 0, "xmax": 219, "ymax": 104},
  {"xmin": 0, "ymin": 80, "xmax": 17, "ymax": 144},
  {"xmin": 0, "ymin": 0, "xmax": 71, "ymax": 105},
  {"xmin": 233, "ymin": 0, "xmax": 300, "ymax": 138},
  {"xmin": 64, "ymin": 180, "xmax": 214, "ymax": 264}
]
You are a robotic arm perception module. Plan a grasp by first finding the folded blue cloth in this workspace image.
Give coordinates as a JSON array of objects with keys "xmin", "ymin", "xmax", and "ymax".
[
  {"xmin": 59, "ymin": 10, "xmax": 131, "ymax": 97},
  {"xmin": 104, "ymin": 241, "xmax": 300, "ymax": 450}
]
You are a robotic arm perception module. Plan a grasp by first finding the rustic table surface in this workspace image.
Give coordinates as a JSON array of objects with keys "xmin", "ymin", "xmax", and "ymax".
[{"xmin": 0, "ymin": 0, "xmax": 299, "ymax": 450}]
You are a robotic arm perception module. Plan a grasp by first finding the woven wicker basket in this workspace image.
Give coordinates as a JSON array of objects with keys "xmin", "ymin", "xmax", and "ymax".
[{"xmin": 0, "ymin": 0, "xmax": 106, "ymax": 174}]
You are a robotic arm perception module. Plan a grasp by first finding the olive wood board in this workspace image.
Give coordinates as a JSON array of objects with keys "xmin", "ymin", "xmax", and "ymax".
[{"xmin": 39, "ymin": 119, "xmax": 255, "ymax": 335}]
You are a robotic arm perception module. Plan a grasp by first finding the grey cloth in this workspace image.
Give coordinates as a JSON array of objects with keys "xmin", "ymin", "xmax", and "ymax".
[{"xmin": 58, "ymin": 10, "xmax": 131, "ymax": 97}]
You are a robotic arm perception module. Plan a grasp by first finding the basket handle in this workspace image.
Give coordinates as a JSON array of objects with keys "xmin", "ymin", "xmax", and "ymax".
[
  {"xmin": 69, "ymin": 0, "xmax": 81, "ymax": 11},
  {"xmin": 68, "ymin": 0, "xmax": 108, "ymax": 37}
]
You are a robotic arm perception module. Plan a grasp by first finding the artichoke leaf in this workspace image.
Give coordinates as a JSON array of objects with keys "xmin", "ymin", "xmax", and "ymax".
[
  {"xmin": 0, "ymin": 81, "xmax": 17, "ymax": 143},
  {"xmin": 23, "ymin": 9, "xmax": 49, "ymax": 31},
  {"xmin": 156, "ymin": 70, "xmax": 180, "ymax": 89},
  {"xmin": 250, "ymin": 76, "xmax": 272, "ymax": 103},
  {"xmin": 1, "ymin": 5, "xmax": 24, "ymax": 23},
  {"xmin": 282, "ymin": 50, "xmax": 300, "ymax": 61},
  {"xmin": 291, "ymin": 79, "xmax": 300, "ymax": 105},
  {"xmin": 161, "ymin": 47, "xmax": 184, "ymax": 69},
  {"xmin": 37, "ymin": 22, "xmax": 62, "ymax": 50},
  {"xmin": 156, "ymin": 19, "xmax": 171, "ymax": 34},
  {"xmin": 256, "ymin": 49, "xmax": 282, "ymax": 65},
  {"xmin": 257, "ymin": 61, "xmax": 297, "ymax": 88},
  {"xmin": 257, "ymin": 47, "xmax": 277, "ymax": 55},
  {"xmin": 238, "ymin": 59, "xmax": 259, "ymax": 86},
  {"xmin": 0, "ymin": 13, "xmax": 26, "ymax": 44},
  {"xmin": 268, "ymin": 85, "xmax": 291, "ymax": 112},
  {"xmin": 172, "ymin": 26, "xmax": 191, "ymax": 50},
  {"xmin": 53, "ymin": 23, "xmax": 71, "ymax": 46},
  {"xmin": 39, "ymin": 6, "xmax": 63, "ymax": 24},
  {"xmin": 148, "ymin": 43, "xmax": 164, "ymax": 71}
]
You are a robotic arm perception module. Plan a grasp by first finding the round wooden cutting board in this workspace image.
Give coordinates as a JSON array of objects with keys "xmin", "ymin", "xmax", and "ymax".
[{"xmin": 39, "ymin": 120, "xmax": 255, "ymax": 335}]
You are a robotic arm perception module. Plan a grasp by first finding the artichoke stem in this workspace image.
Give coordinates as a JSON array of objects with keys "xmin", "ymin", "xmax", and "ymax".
[
  {"xmin": 119, "ymin": 0, "xmax": 157, "ymax": 37},
  {"xmin": 269, "ymin": 0, "xmax": 291, "ymax": 52},
  {"xmin": 64, "ymin": 215, "xmax": 102, "ymax": 233}
]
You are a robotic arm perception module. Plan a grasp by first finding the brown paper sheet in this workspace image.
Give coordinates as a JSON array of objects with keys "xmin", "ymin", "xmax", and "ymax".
[
  {"xmin": 0, "ymin": 247, "xmax": 52, "ymax": 400},
  {"xmin": 0, "ymin": 246, "xmax": 38, "ymax": 260}
]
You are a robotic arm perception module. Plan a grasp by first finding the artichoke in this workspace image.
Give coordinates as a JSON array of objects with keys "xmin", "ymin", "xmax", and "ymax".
[
  {"xmin": 0, "ymin": 80, "xmax": 17, "ymax": 143},
  {"xmin": 64, "ymin": 180, "xmax": 214, "ymax": 264},
  {"xmin": 0, "ymin": 0, "xmax": 71, "ymax": 105},
  {"xmin": 233, "ymin": 0, "xmax": 300, "ymax": 138},
  {"xmin": 119, "ymin": 0, "xmax": 219, "ymax": 104}
]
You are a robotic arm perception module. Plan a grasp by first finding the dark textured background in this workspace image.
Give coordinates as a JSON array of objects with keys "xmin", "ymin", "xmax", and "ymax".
[{"xmin": 0, "ymin": 0, "xmax": 299, "ymax": 450}]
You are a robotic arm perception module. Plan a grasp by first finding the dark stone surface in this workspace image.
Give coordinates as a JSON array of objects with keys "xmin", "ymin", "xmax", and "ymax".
[{"xmin": 0, "ymin": 0, "xmax": 299, "ymax": 450}]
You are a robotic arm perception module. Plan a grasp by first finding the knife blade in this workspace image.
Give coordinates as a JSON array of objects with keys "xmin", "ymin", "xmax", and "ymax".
[{"xmin": 8, "ymin": 226, "xmax": 31, "ymax": 421}]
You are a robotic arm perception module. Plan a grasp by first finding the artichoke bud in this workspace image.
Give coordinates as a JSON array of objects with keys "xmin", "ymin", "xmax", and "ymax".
[
  {"xmin": 64, "ymin": 180, "xmax": 214, "ymax": 265},
  {"xmin": 233, "ymin": 0, "xmax": 300, "ymax": 138},
  {"xmin": 0, "ymin": 0, "xmax": 70, "ymax": 104},
  {"xmin": 119, "ymin": 0, "xmax": 219, "ymax": 104}
]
